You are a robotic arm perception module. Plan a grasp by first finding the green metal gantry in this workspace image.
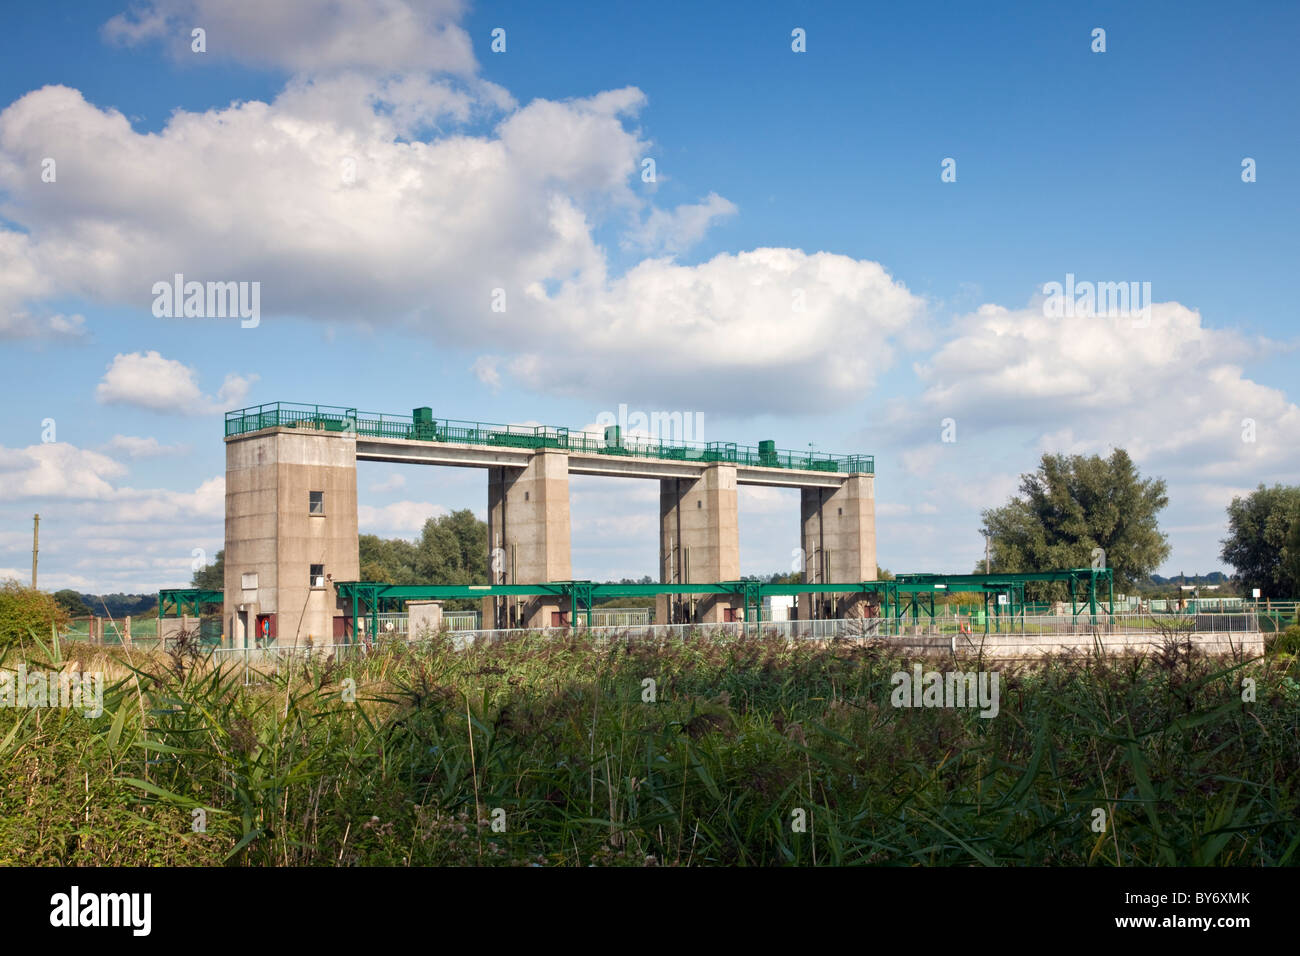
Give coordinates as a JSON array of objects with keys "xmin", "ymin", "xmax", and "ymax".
[
  {"xmin": 158, "ymin": 588, "xmax": 223, "ymax": 618},
  {"xmin": 335, "ymin": 568, "xmax": 1112, "ymax": 638}
]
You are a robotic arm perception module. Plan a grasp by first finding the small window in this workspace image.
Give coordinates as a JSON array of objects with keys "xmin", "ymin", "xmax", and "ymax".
[
  {"xmin": 309, "ymin": 491, "xmax": 324, "ymax": 515},
  {"xmin": 241, "ymin": 572, "xmax": 258, "ymax": 590},
  {"xmin": 310, "ymin": 564, "xmax": 326, "ymax": 588},
  {"xmin": 838, "ymin": 507, "xmax": 843, "ymax": 516},
  {"xmin": 524, "ymin": 491, "xmax": 529, "ymax": 501},
  {"xmin": 697, "ymin": 500, "xmax": 702, "ymax": 509}
]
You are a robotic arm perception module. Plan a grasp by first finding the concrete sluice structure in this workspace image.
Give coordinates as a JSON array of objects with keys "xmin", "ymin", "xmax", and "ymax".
[
  {"xmin": 216, "ymin": 403, "xmax": 1262, "ymax": 661},
  {"xmin": 221, "ymin": 403, "xmax": 876, "ymax": 647}
]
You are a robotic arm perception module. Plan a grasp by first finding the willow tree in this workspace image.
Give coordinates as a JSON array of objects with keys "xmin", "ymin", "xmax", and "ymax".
[{"xmin": 978, "ymin": 449, "xmax": 1170, "ymax": 595}]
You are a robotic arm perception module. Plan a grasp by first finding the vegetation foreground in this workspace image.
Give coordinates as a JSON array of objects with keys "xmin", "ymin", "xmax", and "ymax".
[{"xmin": 2, "ymin": 630, "xmax": 1298, "ymax": 866}]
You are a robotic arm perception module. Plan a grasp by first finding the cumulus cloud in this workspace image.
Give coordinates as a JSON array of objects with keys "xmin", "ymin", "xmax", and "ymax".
[
  {"xmin": 102, "ymin": 0, "xmax": 477, "ymax": 76},
  {"xmin": 0, "ymin": 443, "xmax": 127, "ymax": 498},
  {"xmin": 0, "ymin": 75, "xmax": 920, "ymax": 411},
  {"xmin": 94, "ymin": 351, "xmax": 256, "ymax": 414},
  {"xmin": 102, "ymin": 434, "xmax": 187, "ymax": 457},
  {"xmin": 0, "ymin": 231, "xmax": 88, "ymax": 340},
  {"xmin": 470, "ymin": 356, "xmax": 502, "ymax": 389},
  {"xmin": 104, "ymin": 476, "xmax": 225, "ymax": 522},
  {"xmin": 623, "ymin": 192, "xmax": 738, "ymax": 255},
  {"xmin": 0, "ymin": 438, "xmax": 225, "ymax": 590},
  {"xmin": 896, "ymin": 301, "xmax": 1299, "ymax": 481},
  {"xmin": 358, "ymin": 500, "xmax": 447, "ymax": 534},
  {"xmin": 507, "ymin": 248, "xmax": 922, "ymax": 412}
]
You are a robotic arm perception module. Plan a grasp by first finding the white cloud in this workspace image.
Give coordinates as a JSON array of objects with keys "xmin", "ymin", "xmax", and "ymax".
[
  {"xmin": 737, "ymin": 485, "xmax": 791, "ymax": 515},
  {"xmin": 0, "ymin": 231, "xmax": 88, "ymax": 340},
  {"xmin": 0, "ymin": 78, "xmax": 918, "ymax": 412},
  {"xmin": 905, "ymin": 301, "xmax": 1299, "ymax": 481},
  {"xmin": 103, "ymin": 0, "xmax": 477, "ymax": 76},
  {"xmin": 624, "ymin": 192, "xmax": 738, "ymax": 255},
  {"xmin": 100, "ymin": 477, "xmax": 225, "ymax": 522},
  {"xmin": 899, "ymin": 445, "xmax": 945, "ymax": 478},
  {"xmin": 103, "ymin": 434, "xmax": 187, "ymax": 457},
  {"xmin": 358, "ymin": 500, "xmax": 447, "ymax": 534},
  {"xmin": 94, "ymin": 351, "xmax": 256, "ymax": 414},
  {"xmin": 0, "ymin": 443, "xmax": 127, "ymax": 498},
  {"xmin": 0, "ymin": 442, "xmax": 226, "ymax": 591},
  {"xmin": 508, "ymin": 248, "xmax": 922, "ymax": 413}
]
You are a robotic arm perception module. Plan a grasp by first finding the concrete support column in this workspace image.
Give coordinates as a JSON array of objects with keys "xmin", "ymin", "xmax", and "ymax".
[
  {"xmin": 224, "ymin": 429, "xmax": 359, "ymax": 648},
  {"xmin": 659, "ymin": 464, "xmax": 740, "ymax": 623},
  {"xmin": 801, "ymin": 474, "xmax": 877, "ymax": 618},
  {"xmin": 407, "ymin": 600, "xmax": 444, "ymax": 640},
  {"xmin": 486, "ymin": 450, "xmax": 571, "ymax": 629}
]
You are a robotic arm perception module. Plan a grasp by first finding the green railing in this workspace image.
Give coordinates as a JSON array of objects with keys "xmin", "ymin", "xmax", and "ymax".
[{"xmin": 225, "ymin": 402, "xmax": 874, "ymax": 474}]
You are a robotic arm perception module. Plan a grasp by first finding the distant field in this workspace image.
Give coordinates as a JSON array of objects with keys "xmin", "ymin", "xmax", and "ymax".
[{"xmin": 2, "ymin": 631, "xmax": 1297, "ymax": 866}]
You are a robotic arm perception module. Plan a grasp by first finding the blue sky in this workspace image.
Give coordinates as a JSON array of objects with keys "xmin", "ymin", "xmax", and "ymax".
[{"xmin": 1, "ymin": 0, "xmax": 1297, "ymax": 592}]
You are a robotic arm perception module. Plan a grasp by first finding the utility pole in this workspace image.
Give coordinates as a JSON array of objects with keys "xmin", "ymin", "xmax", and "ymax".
[{"xmin": 32, "ymin": 514, "xmax": 39, "ymax": 588}]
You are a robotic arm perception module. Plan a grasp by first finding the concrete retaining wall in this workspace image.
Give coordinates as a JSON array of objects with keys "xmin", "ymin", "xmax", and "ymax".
[{"xmin": 896, "ymin": 629, "xmax": 1264, "ymax": 659}]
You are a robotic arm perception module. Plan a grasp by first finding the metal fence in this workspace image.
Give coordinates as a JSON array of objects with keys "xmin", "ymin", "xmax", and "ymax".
[
  {"xmin": 208, "ymin": 611, "xmax": 1261, "ymax": 657},
  {"xmin": 58, "ymin": 617, "xmax": 160, "ymax": 645},
  {"xmin": 224, "ymin": 402, "xmax": 873, "ymax": 474}
]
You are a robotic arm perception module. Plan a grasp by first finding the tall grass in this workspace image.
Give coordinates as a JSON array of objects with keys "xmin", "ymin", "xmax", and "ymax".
[{"xmin": 1, "ymin": 628, "xmax": 1297, "ymax": 866}]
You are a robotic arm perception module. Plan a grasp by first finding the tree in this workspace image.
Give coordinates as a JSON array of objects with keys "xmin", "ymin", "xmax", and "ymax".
[
  {"xmin": 0, "ymin": 579, "xmax": 68, "ymax": 648},
  {"xmin": 53, "ymin": 589, "xmax": 91, "ymax": 617},
  {"xmin": 1286, "ymin": 517, "xmax": 1300, "ymax": 598},
  {"xmin": 978, "ymin": 449, "xmax": 1170, "ymax": 593},
  {"xmin": 1220, "ymin": 484, "xmax": 1300, "ymax": 598},
  {"xmin": 191, "ymin": 549, "xmax": 224, "ymax": 590},
  {"xmin": 359, "ymin": 534, "xmax": 419, "ymax": 584}
]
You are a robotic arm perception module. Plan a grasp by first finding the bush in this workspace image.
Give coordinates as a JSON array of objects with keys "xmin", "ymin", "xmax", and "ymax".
[
  {"xmin": 0, "ymin": 578, "xmax": 68, "ymax": 648},
  {"xmin": 1267, "ymin": 624, "xmax": 1300, "ymax": 657}
]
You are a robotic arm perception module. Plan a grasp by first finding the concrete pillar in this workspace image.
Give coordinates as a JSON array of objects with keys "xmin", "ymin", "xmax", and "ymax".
[
  {"xmin": 659, "ymin": 464, "xmax": 740, "ymax": 623},
  {"xmin": 486, "ymin": 450, "xmax": 571, "ymax": 629},
  {"xmin": 801, "ymin": 475, "xmax": 877, "ymax": 618},
  {"xmin": 224, "ymin": 428, "xmax": 359, "ymax": 647},
  {"xmin": 407, "ymin": 600, "xmax": 444, "ymax": 640}
]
